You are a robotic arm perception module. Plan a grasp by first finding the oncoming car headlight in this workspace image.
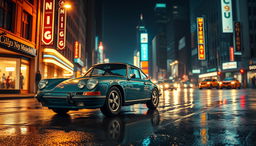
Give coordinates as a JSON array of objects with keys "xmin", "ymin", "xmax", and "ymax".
[
  {"xmin": 86, "ymin": 78, "xmax": 98, "ymax": 90},
  {"xmin": 78, "ymin": 80, "xmax": 86, "ymax": 89},
  {"xmin": 38, "ymin": 80, "xmax": 48, "ymax": 89}
]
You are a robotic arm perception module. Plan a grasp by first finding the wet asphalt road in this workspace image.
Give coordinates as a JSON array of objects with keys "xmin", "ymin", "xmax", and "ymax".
[{"xmin": 0, "ymin": 89, "xmax": 256, "ymax": 145}]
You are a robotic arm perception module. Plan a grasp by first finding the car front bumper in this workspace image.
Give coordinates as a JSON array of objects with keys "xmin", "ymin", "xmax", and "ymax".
[{"xmin": 35, "ymin": 92, "xmax": 106, "ymax": 109}]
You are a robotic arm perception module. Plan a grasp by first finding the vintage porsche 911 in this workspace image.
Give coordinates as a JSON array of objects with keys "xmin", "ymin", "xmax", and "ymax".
[{"xmin": 35, "ymin": 63, "xmax": 160, "ymax": 116}]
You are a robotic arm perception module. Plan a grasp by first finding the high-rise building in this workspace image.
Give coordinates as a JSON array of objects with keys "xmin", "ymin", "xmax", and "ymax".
[
  {"xmin": 136, "ymin": 14, "xmax": 149, "ymax": 74},
  {"xmin": 166, "ymin": 0, "xmax": 191, "ymax": 81},
  {"xmin": 150, "ymin": 1, "xmax": 168, "ymax": 80}
]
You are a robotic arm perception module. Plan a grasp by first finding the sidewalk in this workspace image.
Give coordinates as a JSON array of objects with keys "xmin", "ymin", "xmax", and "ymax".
[{"xmin": 0, "ymin": 93, "xmax": 35, "ymax": 100}]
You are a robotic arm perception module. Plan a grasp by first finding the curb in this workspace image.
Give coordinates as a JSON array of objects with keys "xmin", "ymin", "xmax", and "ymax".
[{"xmin": 0, "ymin": 95, "xmax": 35, "ymax": 100}]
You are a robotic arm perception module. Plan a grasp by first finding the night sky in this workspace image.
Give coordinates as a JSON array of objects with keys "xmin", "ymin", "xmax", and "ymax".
[{"xmin": 103, "ymin": 0, "xmax": 157, "ymax": 64}]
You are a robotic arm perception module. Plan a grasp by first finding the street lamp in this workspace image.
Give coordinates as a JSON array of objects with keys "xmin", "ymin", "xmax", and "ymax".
[{"xmin": 63, "ymin": 3, "xmax": 72, "ymax": 9}]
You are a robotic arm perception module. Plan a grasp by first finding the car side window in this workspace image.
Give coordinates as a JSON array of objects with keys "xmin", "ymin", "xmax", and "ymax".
[
  {"xmin": 129, "ymin": 68, "xmax": 141, "ymax": 79},
  {"xmin": 140, "ymin": 70, "xmax": 147, "ymax": 80}
]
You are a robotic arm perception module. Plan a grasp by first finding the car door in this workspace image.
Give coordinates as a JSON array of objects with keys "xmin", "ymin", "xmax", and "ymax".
[
  {"xmin": 139, "ymin": 69, "xmax": 151, "ymax": 99},
  {"xmin": 125, "ymin": 67, "xmax": 145, "ymax": 101}
]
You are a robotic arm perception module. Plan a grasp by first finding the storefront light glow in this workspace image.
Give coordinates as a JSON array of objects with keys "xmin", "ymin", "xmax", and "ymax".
[
  {"xmin": 43, "ymin": 48, "xmax": 74, "ymax": 67},
  {"xmin": 5, "ymin": 67, "xmax": 15, "ymax": 71},
  {"xmin": 43, "ymin": 55, "xmax": 73, "ymax": 71},
  {"xmin": 43, "ymin": 59, "xmax": 73, "ymax": 73}
]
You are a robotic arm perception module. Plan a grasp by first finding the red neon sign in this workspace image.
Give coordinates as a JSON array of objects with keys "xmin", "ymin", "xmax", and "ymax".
[
  {"xmin": 197, "ymin": 17, "xmax": 205, "ymax": 60},
  {"xmin": 74, "ymin": 41, "xmax": 80, "ymax": 59},
  {"xmin": 57, "ymin": 1, "xmax": 67, "ymax": 50},
  {"xmin": 229, "ymin": 46, "xmax": 234, "ymax": 61},
  {"xmin": 42, "ymin": 0, "xmax": 55, "ymax": 45}
]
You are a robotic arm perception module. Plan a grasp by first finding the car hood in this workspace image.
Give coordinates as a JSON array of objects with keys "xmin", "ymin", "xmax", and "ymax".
[{"xmin": 52, "ymin": 77, "xmax": 90, "ymax": 92}]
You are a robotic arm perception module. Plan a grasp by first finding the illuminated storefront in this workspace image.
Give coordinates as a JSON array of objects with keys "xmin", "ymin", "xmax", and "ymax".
[
  {"xmin": 0, "ymin": 35, "xmax": 37, "ymax": 94},
  {"xmin": 42, "ymin": 48, "xmax": 74, "ymax": 78}
]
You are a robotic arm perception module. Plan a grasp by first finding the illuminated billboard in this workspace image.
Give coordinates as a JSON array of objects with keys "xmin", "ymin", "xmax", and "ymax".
[
  {"xmin": 140, "ymin": 43, "xmax": 148, "ymax": 61},
  {"xmin": 197, "ymin": 17, "xmax": 205, "ymax": 60},
  {"xmin": 140, "ymin": 33, "xmax": 148, "ymax": 43},
  {"xmin": 222, "ymin": 62, "xmax": 237, "ymax": 70},
  {"xmin": 57, "ymin": 2, "xmax": 67, "ymax": 50},
  {"xmin": 42, "ymin": 0, "xmax": 55, "ymax": 45},
  {"xmin": 221, "ymin": 0, "xmax": 233, "ymax": 33}
]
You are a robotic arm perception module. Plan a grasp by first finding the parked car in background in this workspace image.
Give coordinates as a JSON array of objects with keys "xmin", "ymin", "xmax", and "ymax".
[
  {"xmin": 35, "ymin": 63, "xmax": 160, "ymax": 117},
  {"xmin": 199, "ymin": 79, "xmax": 219, "ymax": 89},
  {"xmin": 219, "ymin": 77, "xmax": 241, "ymax": 89}
]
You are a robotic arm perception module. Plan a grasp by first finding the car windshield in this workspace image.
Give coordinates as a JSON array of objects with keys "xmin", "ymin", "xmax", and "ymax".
[
  {"xmin": 84, "ymin": 64, "xmax": 127, "ymax": 77},
  {"xmin": 203, "ymin": 79, "xmax": 212, "ymax": 82},
  {"xmin": 223, "ymin": 78, "xmax": 235, "ymax": 81}
]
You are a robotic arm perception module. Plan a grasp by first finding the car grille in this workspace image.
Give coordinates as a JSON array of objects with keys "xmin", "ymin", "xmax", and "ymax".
[
  {"xmin": 223, "ymin": 82, "xmax": 230, "ymax": 85},
  {"xmin": 201, "ymin": 83, "xmax": 206, "ymax": 85}
]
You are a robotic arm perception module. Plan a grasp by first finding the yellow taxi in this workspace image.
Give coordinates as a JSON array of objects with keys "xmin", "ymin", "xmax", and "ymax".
[
  {"xmin": 199, "ymin": 79, "xmax": 219, "ymax": 89},
  {"xmin": 219, "ymin": 77, "xmax": 241, "ymax": 89}
]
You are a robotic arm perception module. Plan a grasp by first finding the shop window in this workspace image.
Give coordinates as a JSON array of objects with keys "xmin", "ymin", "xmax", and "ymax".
[
  {"xmin": 0, "ymin": 58, "xmax": 20, "ymax": 90},
  {"xmin": 0, "ymin": 0, "xmax": 15, "ymax": 32},
  {"xmin": 21, "ymin": 11, "xmax": 32, "ymax": 41}
]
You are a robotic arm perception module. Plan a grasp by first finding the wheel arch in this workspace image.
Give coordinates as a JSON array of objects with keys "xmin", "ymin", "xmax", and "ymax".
[{"xmin": 108, "ymin": 85, "xmax": 125, "ymax": 106}]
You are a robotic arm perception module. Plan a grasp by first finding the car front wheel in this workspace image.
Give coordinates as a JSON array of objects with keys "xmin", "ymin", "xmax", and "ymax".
[
  {"xmin": 101, "ymin": 87, "xmax": 122, "ymax": 117},
  {"xmin": 146, "ymin": 88, "xmax": 159, "ymax": 110}
]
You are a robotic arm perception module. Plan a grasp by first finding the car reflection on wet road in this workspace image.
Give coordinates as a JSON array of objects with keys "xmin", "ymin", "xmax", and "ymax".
[{"xmin": 0, "ymin": 89, "xmax": 256, "ymax": 145}]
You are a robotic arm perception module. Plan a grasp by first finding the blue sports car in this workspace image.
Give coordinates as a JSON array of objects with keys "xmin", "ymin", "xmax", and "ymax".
[{"xmin": 35, "ymin": 63, "xmax": 160, "ymax": 116}]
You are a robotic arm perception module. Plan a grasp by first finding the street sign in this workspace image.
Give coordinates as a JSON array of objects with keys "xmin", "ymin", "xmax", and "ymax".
[{"xmin": 42, "ymin": 0, "xmax": 55, "ymax": 45}]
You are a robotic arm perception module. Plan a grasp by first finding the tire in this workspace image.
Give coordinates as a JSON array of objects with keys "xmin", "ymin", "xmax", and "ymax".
[
  {"xmin": 146, "ymin": 88, "xmax": 159, "ymax": 110},
  {"xmin": 51, "ymin": 108, "xmax": 69, "ymax": 115},
  {"xmin": 199, "ymin": 88, "xmax": 203, "ymax": 90},
  {"xmin": 100, "ymin": 87, "xmax": 122, "ymax": 117}
]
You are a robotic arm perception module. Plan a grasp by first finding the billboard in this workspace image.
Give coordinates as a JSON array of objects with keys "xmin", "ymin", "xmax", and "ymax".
[
  {"xmin": 140, "ymin": 33, "xmax": 148, "ymax": 43},
  {"xmin": 42, "ymin": 0, "xmax": 55, "ymax": 45},
  {"xmin": 221, "ymin": 0, "xmax": 233, "ymax": 33},
  {"xmin": 197, "ymin": 17, "xmax": 205, "ymax": 60},
  {"xmin": 57, "ymin": 3, "xmax": 67, "ymax": 50},
  {"xmin": 140, "ymin": 43, "xmax": 148, "ymax": 61},
  {"xmin": 222, "ymin": 62, "xmax": 237, "ymax": 70}
]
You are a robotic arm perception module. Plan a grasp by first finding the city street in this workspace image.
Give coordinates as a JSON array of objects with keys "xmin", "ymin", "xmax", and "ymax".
[{"xmin": 0, "ymin": 89, "xmax": 256, "ymax": 145}]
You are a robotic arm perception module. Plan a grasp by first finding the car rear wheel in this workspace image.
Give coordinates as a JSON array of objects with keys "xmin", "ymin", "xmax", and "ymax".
[
  {"xmin": 146, "ymin": 88, "xmax": 159, "ymax": 110},
  {"xmin": 51, "ymin": 108, "xmax": 69, "ymax": 115},
  {"xmin": 101, "ymin": 87, "xmax": 122, "ymax": 117}
]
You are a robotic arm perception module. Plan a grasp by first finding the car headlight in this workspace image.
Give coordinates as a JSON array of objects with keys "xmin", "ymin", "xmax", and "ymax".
[
  {"xmin": 207, "ymin": 82, "xmax": 211, "ymax": 84},
  {"xmin": 38, "ymin": 80, "xmax": 48, "ymax": 89},
  {"xmin": 190, "ymin": 84, "xmax": 193, "ymax": 87},
  {"xmin": 219, "ymin": 82, "xmax": 222, "ymax": 85},
  {"xmin": 231, "ymin": 81, "xmax": 235, "ymax": 84},
  {"xmin": 86, "ymin": 78, "xmax": 98, "ymax": 90},
  {"xmin": 78, "ymin": 80, "xmax": 86, "ymax": 89},
  {"xmin": 164, "ymin": 83, "xmax": 169, "ymax": 88},
  {"xmin": 184, "ymin": 84, "xmax": 188, "ymax": 88},
  {"xmin": 174, "ymin": 83, "xmax": 178, "ymax": 88}
]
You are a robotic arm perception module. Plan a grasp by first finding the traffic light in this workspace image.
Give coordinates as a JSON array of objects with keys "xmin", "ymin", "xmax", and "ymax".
[
  {"xmin": 240, "ymin": 69, "xmax": 245, "ymax": 74},
  {"xmin": 217, "ymin": 72, "xmax": 222, "ymax": 76}
]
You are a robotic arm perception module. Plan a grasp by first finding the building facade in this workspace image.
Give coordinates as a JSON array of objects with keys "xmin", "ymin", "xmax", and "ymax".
[
  {"xmin": 189, "ymin": 0, "xmax": 253, "ymax": 87},
  {"xmin": 39, "ymin": 0, "xmax": 88, "ymax": 80},
  {"xmin": 0, "ymin": 0, "xmax": 38, "ymax": 94}
]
